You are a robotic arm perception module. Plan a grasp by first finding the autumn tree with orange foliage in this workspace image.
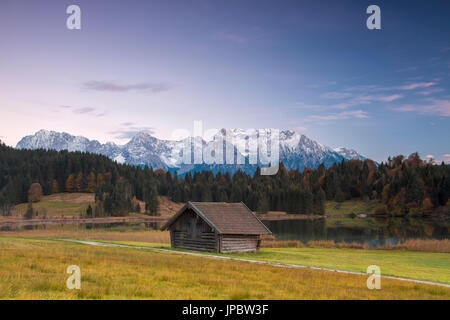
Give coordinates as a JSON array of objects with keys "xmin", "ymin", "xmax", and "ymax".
[
  {"xmin": 65, "ymin": 174, "xmax": 76, "ymax": 192},
  {"xmin": 28, "ymin": 183, "xmax": 43, "ymax": 203},
  {"xmin": 86, "ymin": 172, "xmax": 97, "ymax": 193},
  {"xmin": 52, "ymin": 180, "xmax": 59, "ymax": 194}
]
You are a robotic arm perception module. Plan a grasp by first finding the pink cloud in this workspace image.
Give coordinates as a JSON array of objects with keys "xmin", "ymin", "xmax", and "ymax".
[
  {"xmin": 305, "ymin": 110, "xmax": 369, "ymax": 123},
  {"xmin": 324, "ymin": 93, "xmax": 403, "ymax": 110},
  {"xmin": 377, "ymin": 94, "xmax": 403, "ymax": 102},
  {"xmin": 322, "ymin": 92, "xmax": 352, "ymax": 99},
  {"xmin": 416, "ymin": 87, "xmax": 444, "ymax": 95},
  {"xmin": 394, "ymin": 99, "xmax": 450, "ymax": 117},
  {"xmin": 400, "ymin": 82, "xmax": 437, "ymax": 90}
]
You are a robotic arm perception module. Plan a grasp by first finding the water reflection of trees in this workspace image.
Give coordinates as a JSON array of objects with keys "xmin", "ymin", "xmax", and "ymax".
[{"xmin": 265, "ymin": 217, "xmax": 449, "ymax": 246}]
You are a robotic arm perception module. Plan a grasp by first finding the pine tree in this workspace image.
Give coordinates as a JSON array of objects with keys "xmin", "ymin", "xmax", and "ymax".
[
  {"xmin": 334, "ymin": 188, "xmax": 345, "ymax": 203},
  {"xmin": 146, "ymin": 185, "xmax": 159, "ymax": 215},
  {"xmin": 24, "ymin": 202, "xmax": 34, "ymax": 219},
  {"xmin": 86, "ymin": 204, "xmax": 93, "ymax": 217},
  {"xmin": 313, "ymin": 188, "xmax": 326, "ymax": 215}
]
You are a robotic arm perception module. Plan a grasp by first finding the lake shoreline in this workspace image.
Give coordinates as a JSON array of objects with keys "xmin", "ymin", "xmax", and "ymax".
[
  {"xmin": 1, "ymin": 211, "xmax": 448, "ymax": 227},
  {"xmin": 0, "ymin": 216, "xmax": 166, "ymax": 229}
]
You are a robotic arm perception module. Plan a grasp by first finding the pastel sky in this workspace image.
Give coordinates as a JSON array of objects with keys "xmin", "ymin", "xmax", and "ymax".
[{"xmin": 0, "ymin": 0, "xmax": 449, "ymax": 163}]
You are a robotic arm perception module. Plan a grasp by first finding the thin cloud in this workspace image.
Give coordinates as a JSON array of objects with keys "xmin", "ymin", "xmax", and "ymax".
[
  {"xmin": 322, "ymin": 92, "xmax": 403, "ymax": 109},
  {"xmin": 304, "ymin": 110, "xmax": 369, "ymax": 123},
  {"xmin": 399, "ymin": 82, "xmax": 437, "ymax": 90},
  {"xmin": 415, "ymin": 87, "xmax": 444, "ymax": 96},
  {"xmin": 121, "ymin": 122, "xmax": 136, "ymax": 126},
  {"xmin": 343, "ymin": 81, "xmax": 439, "ymax": 93},
  {"xmin": 371, "ymin": 94, "xmax": 403, "ymax": 102},
  {"xmin": 294, "ymin": 126, "xmax": 308, "ymax": 132},
  {"xmin": 73, "ymin": 107, "xmax": 95, "ymax": 114},
  {"xmin": 342, "ymin": 85, "xmax": 385, "ymax": 92},
  {"xmin": 83, "ymin": 80, "xmax": 174, "ymax": 93},
  {"xmin": 109, "ymin": 124, "xmax": 156, "ymax": 140},
  {"xmin": 396, "ymin": 66, "xmax": 419, "ymax": 73},
  {"xmin": 59, "ymin": 105, "xmax": 107, "ymax": 117},
  {"xmin": 322, "ymin": 92, "xmax": 352, "ymax": 99},
  {"xmin": 395, "ymin": 98, "xmax": 450, "ymax": 117},
  {"xmin": 95, "ymin": 112, "xmax": 107, "ymax": 118}
]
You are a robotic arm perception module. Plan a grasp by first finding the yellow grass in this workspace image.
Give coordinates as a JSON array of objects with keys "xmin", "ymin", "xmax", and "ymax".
[
  {"xmin": 39, "ymin": 193, "xmax": 95, "ymax": 203},
  {"xmin": 261, "ymin": 240, "xmax": 304, "ymax": 248},
  {"xmin": 1, "ymin": 237, "xmax": 449, "ymax": 300},
  {"xmin": 378, "ymin": 239, "xmax": 450, "ymax": 253},
  {"xmin": 0, "ymin": 225, "xmax": 170, "ymax": 244},
  {"xmin": 2, "ymin": 226, "xmax": 449, "ymax": 253},
  {"xmin": 307, "ymin": 240, "xmax": 369, "ymax": 249},
  {"xmin": 264, "ymin": 211, "xmax": 289, "ymax": 216}
]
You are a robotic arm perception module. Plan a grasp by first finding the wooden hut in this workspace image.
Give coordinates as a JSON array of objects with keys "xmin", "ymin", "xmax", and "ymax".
[{"xmin": 161, "ymin": 202, "xmax": 272, "ymax": 253}]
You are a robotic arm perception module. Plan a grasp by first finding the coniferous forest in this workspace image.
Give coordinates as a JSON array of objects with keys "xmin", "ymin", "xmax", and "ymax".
[{"xmin": 0, "ymin": 140, "xmax": 449, "ymax": 217}]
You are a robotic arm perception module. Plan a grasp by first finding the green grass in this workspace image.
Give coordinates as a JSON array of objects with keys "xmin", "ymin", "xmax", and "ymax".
[
  {"xmin": 12, "ymin": 192, "xmax": 151, "ymax": 218},
  {"xmin": 229, "ymin": 248, "xmax": 450, "ymax": 285},
  {"xmin": 12, "ymin": 193, "xmax": 95, "ymax": 217},
  {"xmin": 15, "ymin": 201, "xmax": 90, "ymax": 217},
  {"xmin": 101, "ymin": 240, "xmax": 450, "ymax": 285},
  {"xmin": 1, "ymin": 237, "xmax": 449, "ymax": 299},
  {"xmin": 325, "ymin": 199, "xmax": 384, "ymax": 216}
]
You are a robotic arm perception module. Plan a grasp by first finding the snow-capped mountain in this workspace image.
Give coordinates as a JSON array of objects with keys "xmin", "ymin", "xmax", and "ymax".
[
  {"xmin": 278, "ymin": 131, "xmax": 345, "ymax": 171},
  {"xmin": 16, "ymin": 129, "xmax": 368, "ymax": 174},
  {"xmin": 16, "ymin": 129, "xmax": 123, "ymax": 160},
  {"xmin": 334, "ymin": 147, "xmax": 366, "ymax": 161}
]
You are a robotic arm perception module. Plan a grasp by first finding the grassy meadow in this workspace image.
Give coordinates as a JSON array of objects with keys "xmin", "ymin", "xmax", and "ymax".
[
  {"xmin": 1, "ymin": 225, "xmax": 449, "ymax": 285},
  {"xmin": 13, "ymin": 193, "xmax": 95, "ymax": 217},
  {"xmin": 93, "ymin": 239, "xmax": 450, "ymax": 285},
  {"xmin": 9, "ymin": 194, "xmax": 182, "ymax": 219},
  {"xmin": 1, "ymin": 193, "xmax": 449, "ymax": 299},
  {"xmin": 1, "ymin": 237, "xmax": 449, "ymax": 300},
  {"xmin": 0, "ymin": 224, "xmax": 170, "ymax": 244},
  {"xmin": 325, "ymin": 199, "xmax": 384, "ymax": 216}
]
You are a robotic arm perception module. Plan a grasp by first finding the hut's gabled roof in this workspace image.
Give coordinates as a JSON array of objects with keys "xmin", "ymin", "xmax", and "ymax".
[{"xmin": 161, "ymin": 202, "xmax": 272, "ymax": 235}]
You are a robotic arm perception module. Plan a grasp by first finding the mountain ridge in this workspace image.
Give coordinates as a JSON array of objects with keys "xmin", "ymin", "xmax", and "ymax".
[{"xmin": 16, "ymin": 129, "xmax": 367, "ymax": 174}]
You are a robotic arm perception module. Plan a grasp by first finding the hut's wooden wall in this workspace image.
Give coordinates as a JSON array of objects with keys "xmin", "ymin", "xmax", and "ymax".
[
  {"xmin": 169, "ymin": 209, "xmax": 218, "ymax": 252},
  {"xmin": 168, "ymin": 209, "xmax": 262, "ymax": 253},
  {"xmin": 219, "ymin": 234, "xmax": 260, "ymax": 253}
]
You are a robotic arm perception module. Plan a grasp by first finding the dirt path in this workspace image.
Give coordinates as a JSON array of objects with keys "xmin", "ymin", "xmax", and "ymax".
[{"xmin": 60, "ymin": 238, "xmax": 450, "ymax": 289}]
